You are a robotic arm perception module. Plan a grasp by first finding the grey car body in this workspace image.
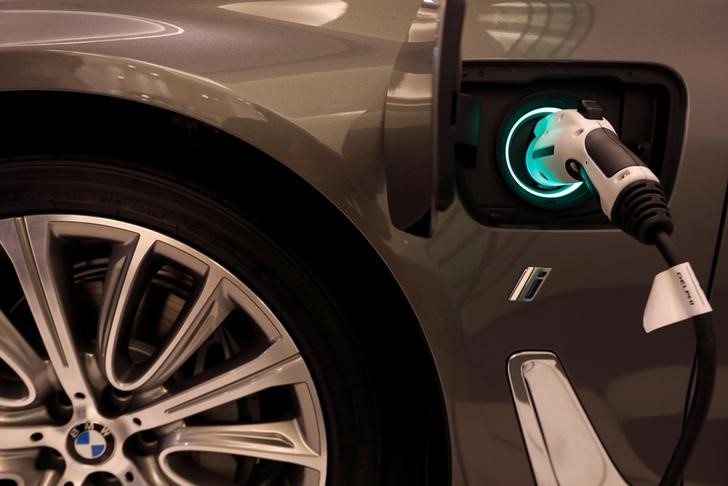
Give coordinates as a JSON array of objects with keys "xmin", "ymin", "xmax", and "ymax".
[{"xmin": 1, "ymin": 0, "xmax": 727, "ymax": 484}]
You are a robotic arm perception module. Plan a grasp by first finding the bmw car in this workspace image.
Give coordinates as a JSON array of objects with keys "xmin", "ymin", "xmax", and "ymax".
[{"xmin": 0, "ymin": 1, "xmax": 726, "ymax": 485}]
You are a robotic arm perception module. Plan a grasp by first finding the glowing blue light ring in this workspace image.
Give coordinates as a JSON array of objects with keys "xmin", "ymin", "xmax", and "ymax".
[{"xmin": 504, "ymin": 107, "xmax": 583, "ymax": 199}]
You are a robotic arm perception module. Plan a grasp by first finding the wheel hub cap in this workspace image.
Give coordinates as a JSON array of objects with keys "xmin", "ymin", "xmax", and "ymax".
[{"xmin": 67, "ymin": 422, "xmax": 115, "ymax": 464}]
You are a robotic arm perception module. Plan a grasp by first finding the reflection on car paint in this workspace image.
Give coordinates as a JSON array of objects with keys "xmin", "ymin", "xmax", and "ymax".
[{"xmin": 0, "ymin": 10, "xmax": 183, "ymax": 47}]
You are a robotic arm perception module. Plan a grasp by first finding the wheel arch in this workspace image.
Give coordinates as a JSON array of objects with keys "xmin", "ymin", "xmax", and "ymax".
[{"xmin": 0, "ymin": 85, "xmax": 451, "ymax": 483}]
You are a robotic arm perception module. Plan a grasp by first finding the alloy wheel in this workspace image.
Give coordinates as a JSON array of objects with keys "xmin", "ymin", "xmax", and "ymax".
[{"xmin": 0, "ymin": 214, "xmax": 327, "ymax": 485}]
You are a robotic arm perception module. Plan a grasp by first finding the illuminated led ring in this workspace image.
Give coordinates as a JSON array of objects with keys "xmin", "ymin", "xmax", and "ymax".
[{"xmin": 504, "ymin": 107, "xmax": 583, "ymax": 199}]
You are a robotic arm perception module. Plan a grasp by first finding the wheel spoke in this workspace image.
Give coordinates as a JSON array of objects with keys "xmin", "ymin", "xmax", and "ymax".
[
  {"xmin": 0, "ymin": 424, "xmax": 54, "ymax": 450},
  {"xmin": 0, "ymin": 310, "xmax": 53, "ymax": 407},
  {"xmin": 130, "ymin": 272, "xmax": 230, "ymax": 391},
  {"xmin": 106, "ymin": 461, "xmax": 155, "ymax": 486},
  {"xmin": 0, "ymin": 450, "xmax": 54, "ymax": 485},
  {"xmin": 0, "ymin": 405, "xmax": 54, "ymax": 426},
  {"xmin": 125, "ymin": 343, "xmax": 302, "ymax": 430},
  {"xmin": 95, "ymin": 232, "xmax": 155, "ymax": 389},
  {"xmin": 160, "ymin": 419, "xmax": 324, "ymax": 472},
  {"xmin": 127, "ymin": 454, "xmax": 170, "ymax": 486},
  {"xmin": 57, "ymin": 470, "xmax": 89, "ymax": 485},
  {"xmin": 105, "ymin": 263, "xmax": 230, "ymax": 392},
  {"xmin": 37, "ymin": 470, "xmax": 63, "ymax": 486},
  {"xmin": 0, "ymin": 217, "xmax": 93, "ymax": 399},
  {"xmin": 96, "ymin": 229, "xmax": 235, "ymax": 392}
]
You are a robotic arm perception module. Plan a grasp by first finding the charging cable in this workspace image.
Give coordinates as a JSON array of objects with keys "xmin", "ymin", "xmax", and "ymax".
[{"xmin": 526, "ymin": 100, "xmax": 716, "ymax": 486}]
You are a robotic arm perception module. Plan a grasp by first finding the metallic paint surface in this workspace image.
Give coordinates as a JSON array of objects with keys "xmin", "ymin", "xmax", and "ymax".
[{"xmin": 1, "ymin": 1, "xmax": 728, "ymax": 484}]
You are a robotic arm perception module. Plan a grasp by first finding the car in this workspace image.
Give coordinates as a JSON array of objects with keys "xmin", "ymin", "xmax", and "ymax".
[{"xmin": 0, "ymin": 0, "xmax": 726, "ymax": 484}]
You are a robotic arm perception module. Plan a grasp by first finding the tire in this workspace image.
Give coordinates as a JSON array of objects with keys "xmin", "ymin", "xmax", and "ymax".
[{"xmin": 0, "ymin": 159, "xmax": 381, "ymax": 485}]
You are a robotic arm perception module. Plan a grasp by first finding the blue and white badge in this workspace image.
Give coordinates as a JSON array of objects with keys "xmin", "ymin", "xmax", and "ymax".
[{"xmin": 67, "ymin": 422, "xmax": 115, "ymax": 464}]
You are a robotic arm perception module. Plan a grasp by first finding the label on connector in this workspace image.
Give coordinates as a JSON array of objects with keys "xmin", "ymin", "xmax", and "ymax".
[{"xmin": 643, "ymin": 262, "xmax": 712, "ymax": 333}]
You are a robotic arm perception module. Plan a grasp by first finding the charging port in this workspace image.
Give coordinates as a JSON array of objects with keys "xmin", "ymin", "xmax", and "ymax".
[
  {"xmin": 499, "ymin": 100, "xmax": 590, "ymax": 209},
  {"xmin": 456, "ymin": 61, "xmax": 686, "ymax": 229}
]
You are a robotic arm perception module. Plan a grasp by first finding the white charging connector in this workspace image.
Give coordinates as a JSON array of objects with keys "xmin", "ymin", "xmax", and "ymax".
[
  {"xmin": 526, "ymin": 100, "xmax": 673, "ymax": 244},
  {"xmin": 526, "ymin": 101, "xmax": 662, "ymax": 218}
]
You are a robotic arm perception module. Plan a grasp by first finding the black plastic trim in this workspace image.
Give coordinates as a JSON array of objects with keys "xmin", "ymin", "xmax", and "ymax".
[{"xmin": 585, "ymin": 128, "xmax": 646, "ymax": 177}]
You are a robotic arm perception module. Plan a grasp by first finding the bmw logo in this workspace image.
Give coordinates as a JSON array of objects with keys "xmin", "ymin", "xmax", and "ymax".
[{"xmin": 66, "ymin": 422, "xmax": 115, "ymax": 464}]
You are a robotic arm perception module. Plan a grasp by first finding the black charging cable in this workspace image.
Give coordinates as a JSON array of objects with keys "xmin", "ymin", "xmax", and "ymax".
[
  {"xmin": 586, "ymin": 123, "xmax": 717, "ymax": 486},
  {"xmin": 652, "ymin": 232, "xmax": 717, "ymax": 486},
  {"xmin": 526, "ymin": 100, "xmax": 717, "ymax": 485},
  {"xmin": 611, "ymin": 179, "xmax": 716, "ymax": 486}
]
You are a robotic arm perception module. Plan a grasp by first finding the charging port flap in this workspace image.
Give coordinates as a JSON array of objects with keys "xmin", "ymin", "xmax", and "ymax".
[{"xmin": 383, "ymin": 0, "xmax": 465, "ymax": 236}]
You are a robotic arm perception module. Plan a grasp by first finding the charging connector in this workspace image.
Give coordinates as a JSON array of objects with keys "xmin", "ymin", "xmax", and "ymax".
[
  {"xmin": 526, "ymin": 100, "xmax": 673, "ymax": 243},
  {"xmin": 527, "ymin": 99, "xmax": 716, "ymax": 486}
]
